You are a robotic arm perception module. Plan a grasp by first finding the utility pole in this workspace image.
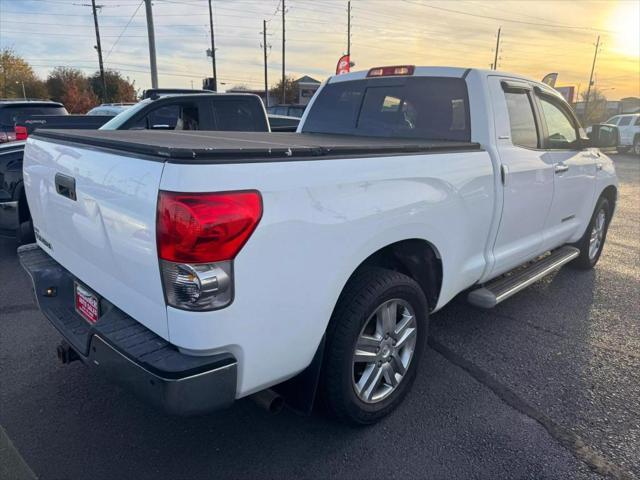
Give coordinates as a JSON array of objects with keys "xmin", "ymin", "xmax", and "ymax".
[
  {"xmin": 262, "ymin": 20, "xmax": 269, "ymax": 107},
  {"xmin": 144, "ymin": 0, "xmax": 158, "ymax": 88},
  {"xmin": 347, "ymin": 1, "xmax": 351, "ymax": 57},
  {"xmin": 208, "ymin": 0, "xmax": 218, "ymax": 91},
  {"xmin": 281, "ymin": 0, "xmax": 286, "ymax": 104},
  {"xmin": 583, "ymin": 35, "xmax": 600, "ymax": 121},
  {"xmin": 90, "ymin": 0, "xmax": 108, "ymax": 102},
  {"xmin": 492, "ymin": 26, "xmax": 501, "ymax": 71}
]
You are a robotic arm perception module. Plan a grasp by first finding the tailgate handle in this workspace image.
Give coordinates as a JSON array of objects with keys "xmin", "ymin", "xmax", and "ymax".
[{"xmin": 55, "ymin": 173, "xmax": 77, "ymax": 201}]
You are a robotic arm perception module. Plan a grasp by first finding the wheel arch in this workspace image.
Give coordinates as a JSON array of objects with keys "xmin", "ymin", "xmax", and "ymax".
[
  {"xmin": 600, "ymin": 184, "xmax": 617, "ymax": 217},
  {"xmin": 338, "ymin": 238, "xmax": 443, "ymax": 314}
]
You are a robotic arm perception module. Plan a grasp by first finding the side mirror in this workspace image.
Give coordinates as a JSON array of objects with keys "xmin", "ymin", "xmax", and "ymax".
[{"xmin": 587, "ymin": 124, "xmax": 619, "ymax": 149}]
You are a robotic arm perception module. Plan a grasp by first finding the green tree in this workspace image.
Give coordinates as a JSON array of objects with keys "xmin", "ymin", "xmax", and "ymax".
[
  {"xmin": 47, "ymin": 67, "xmax": 98, "ymax": 113},
  {"xmin": 269, "ymin": 75, "xmax": 298, "ymax": 104},
  {"xmin": 89, "ymin": 70, "xmax": 138, "ymax": 103},
  {"xmin": 0, "ymin": 49, "xmax": 47, "ymax": 99}
]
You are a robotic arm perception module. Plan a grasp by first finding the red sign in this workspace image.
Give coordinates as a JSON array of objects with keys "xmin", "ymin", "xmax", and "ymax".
[
  {"xmin": 336, "ymin": 54, "xmax": 350, "ymax": 75},
  {"xmin": 75, "ymin": 283, "xmax": 99, "ymax": 324}
]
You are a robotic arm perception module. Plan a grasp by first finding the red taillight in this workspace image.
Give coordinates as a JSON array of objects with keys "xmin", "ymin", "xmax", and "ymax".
[
  {"xmin": 15, "ymin": 126, "xmax": 28, "ymax": 141},
  {"xmin": 157, "ymin": 190, "xmax": 262, "ymax": 263},
  {"xmin": 367, "ymin": 65, "xmax": 415, "ymax": 77}
]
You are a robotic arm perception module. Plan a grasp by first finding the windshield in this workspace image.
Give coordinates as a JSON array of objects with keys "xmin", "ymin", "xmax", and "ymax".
[
  {"xmin": 100, "ymin": 100, "xmax": 150, "ymax": 130},
  {"xmin": 302, "ymin": 77, "xmax": 471, "ymax": 141},
  {"xmin": 0, "ymin": 105, "xmax": 67, "ymax": 128}
]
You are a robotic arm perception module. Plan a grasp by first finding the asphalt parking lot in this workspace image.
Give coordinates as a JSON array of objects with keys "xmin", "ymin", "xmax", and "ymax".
[{"xmin": 1, "ymin": 153, "xmax": 638, "ymax": 480}]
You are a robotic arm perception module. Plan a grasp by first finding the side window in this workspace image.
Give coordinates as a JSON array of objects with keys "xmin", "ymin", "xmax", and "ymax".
[
  {"xmin": 618, "ymin": 116, "xmax": 632, "ymax": 126},
  {"xmin": 606, "ymin": 116, "xmax": 619, "ymax": 125},
  {"xmin": 212, "ymin": 100, "xmax": 265, "ymax": 131},
  {"xmin": 635, "ymin": 116, "xmax": 640, "ymax": 126},
  {"xmin": 504, "ymin": 91, "xmax": 539, "ymax": 148},
  {"xmin": 132, "ymin": 103, "xmax": 200, "ymax": 130},
  {"xmin": 539, "ymin": 96, "xmax": 578, "ymax": 149}
]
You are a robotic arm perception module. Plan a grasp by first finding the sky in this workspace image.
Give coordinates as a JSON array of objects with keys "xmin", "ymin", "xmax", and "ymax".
[{"xmin": 1, "ymin": 0, "xmax": 639, "ymax": 100}]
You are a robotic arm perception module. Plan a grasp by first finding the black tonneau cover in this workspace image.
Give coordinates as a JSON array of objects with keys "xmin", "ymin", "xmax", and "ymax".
[{"xmin": 31, "ymin": 129, "xmax": 481, "ymax": 163}]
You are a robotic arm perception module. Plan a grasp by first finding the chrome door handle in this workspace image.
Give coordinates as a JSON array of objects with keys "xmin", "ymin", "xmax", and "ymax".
[
  {"xmin": 596, "ymin": 162, "xmax": 603, "ymax": 171},
  {"xmin": 555, "ymin": 164, "xmax": 569, "ymax": 174}
]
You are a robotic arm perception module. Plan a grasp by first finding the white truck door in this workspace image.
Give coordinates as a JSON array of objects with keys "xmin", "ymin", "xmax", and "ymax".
[
  {"xmin": 535, "ymin": 92, "xmax": 597, "ymax": 251},
  {"xmin": 488, "ymin": 77, "xmax": 554, "ymax": 276}
]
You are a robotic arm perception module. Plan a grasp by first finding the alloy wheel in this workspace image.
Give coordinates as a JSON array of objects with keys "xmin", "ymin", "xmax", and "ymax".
[{"xmin": 351, "ymin": 299, "xmax": 417, "ymax": 403}]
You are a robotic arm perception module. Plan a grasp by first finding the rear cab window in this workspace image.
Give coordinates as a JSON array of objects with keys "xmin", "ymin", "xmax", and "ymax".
[{"xmin": 302, "ymin": 76, "xmax": 471, "ymax": 141}]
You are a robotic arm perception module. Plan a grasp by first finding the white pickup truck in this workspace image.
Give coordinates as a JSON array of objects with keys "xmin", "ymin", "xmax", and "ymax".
[{"xmin": 19, "ymin": 66, "xmax": 619, "ymax": 424}]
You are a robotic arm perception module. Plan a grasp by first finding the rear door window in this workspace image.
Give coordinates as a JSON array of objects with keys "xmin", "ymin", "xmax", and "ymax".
[
  {"xmin": 302, "ymin": 77, "xmax": 470, "ymax": 141},
  {"xmin": 618, "ymin": 116, "xmax": 632, "ymax": 126},
  {"xmin": 504, "ymin": 91, "xmax": 539, "ymax": 149},
  {"xmin": 212, "ymin": 99, "xmax": 267, "ymax": 131}
]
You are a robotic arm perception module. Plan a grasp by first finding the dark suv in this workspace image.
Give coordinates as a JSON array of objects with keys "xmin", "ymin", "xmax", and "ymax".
[{"xmin": 0, "ymin": 100, "xmax": 67, "ymax": 143}]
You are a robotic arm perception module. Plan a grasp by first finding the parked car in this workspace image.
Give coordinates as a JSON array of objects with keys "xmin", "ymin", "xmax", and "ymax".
[
  {"xmin": 267, "ymin": 103, "xmax": 307, "ymax": 118},
  {"xmin": 86, "ymin": 103, "xmax": 135, "ymax": 116},
  {"xmin": 2, "ymin": 93, "xmax": 299, "ymax": 243},
  {"xmin": 602, "ymin": 113, "xmax": 640, "ymax": 155},
  {"xmin": 19, "ymin": 66, "xmax": 618, "ymax": 424},
  {"xmin": 0, "ymin": 141, "xmax": 30, "ymax": 241},
  {"xmin": 0, "ymin": 100, "xmax": 67, "ymax": 143}
]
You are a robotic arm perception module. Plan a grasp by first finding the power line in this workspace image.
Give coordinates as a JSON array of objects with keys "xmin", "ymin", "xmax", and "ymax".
[
  {"xmin": 89, "ymin": 0, "xmax": 108, "ymax": 102},
  {"xmin": 281, "ymin": 0, "xmax": 286, "ymax": 104},
  {"xmin": 583, "ymin": 35, "xmax": 601, "ymax": 118},
  {"xmin": 492, "ymin": 26, "xmax": 501, "ymax": 70},
  {"xmin": 105, "ymin": 1, "xmax": 144, "ymax": 61},
  {"xmin": 144, "ymin": 0, "xmax": 158, "ymax": 88},
  {"xmin": 401, "ymin": 0, "xmax": 618, "ymax": 34},
  {"xmin": 207, "ymin": 0, "xmax": 217, "ymax": 91}
]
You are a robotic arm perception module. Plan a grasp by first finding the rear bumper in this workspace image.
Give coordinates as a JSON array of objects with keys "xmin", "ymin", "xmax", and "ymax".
[{"xmin": 18, "ymin": 244, "xmax": 237, "ymax": 416}]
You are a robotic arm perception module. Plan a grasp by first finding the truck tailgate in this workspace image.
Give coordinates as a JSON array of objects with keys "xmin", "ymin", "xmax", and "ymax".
[{"xmin": 23, "ymin": 136, "xmax": 169, "ymax": 339}]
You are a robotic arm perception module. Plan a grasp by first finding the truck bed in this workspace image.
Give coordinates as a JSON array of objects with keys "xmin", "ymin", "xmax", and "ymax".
[{"xmin": 31, "ymin": 129, "xmax": 481, "ymax": 164}]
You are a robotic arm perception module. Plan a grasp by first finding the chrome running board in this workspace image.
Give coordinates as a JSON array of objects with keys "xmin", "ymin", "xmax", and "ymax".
[{"xmin": 468, "ymin": 246, "xmax": 580, "ymax": 308}]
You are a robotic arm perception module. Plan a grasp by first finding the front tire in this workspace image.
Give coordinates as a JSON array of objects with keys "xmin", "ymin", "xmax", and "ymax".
[
  {"xmin": 571, "ymin": 197, "xmax": 610, "ymax": 269},
  {"xmin": 321, "ymin": 267, "xmax": 428, "ymax": 425},
  {"xmin": 633, "ymin": 136, "xmax": 640, "ymax": 156}
]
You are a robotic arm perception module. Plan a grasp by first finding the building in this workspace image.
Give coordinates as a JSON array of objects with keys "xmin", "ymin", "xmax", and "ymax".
[
  {"xmin": 224, "ymin": 75, "xmax": 322, "ymax": 108},
  {"xmin": 295, "ymin": 76, "xmax": 321, "ymax": 105}
]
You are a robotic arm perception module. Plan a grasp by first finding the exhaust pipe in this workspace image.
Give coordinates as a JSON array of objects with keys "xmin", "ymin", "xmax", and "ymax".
[
  {"xmin": 250, "ymin": 389, "xmax": 285, "ymax": 414},
  {"xmin": 56, "ymin": 341, "xmax": 80, "ymax": 364}
]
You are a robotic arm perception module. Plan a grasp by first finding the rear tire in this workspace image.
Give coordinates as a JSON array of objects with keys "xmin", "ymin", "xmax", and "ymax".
[
  {"xmin": 633, "ymin": 136, "xmax": 640, "ymax": 156},
  {"xmin": 570, "ymin": 197, "xmax": 610, "ymax": 270},
  {"xmin": 616, "ymin": 146, "xmax": 630, "ymax": 154},
  {"xmin": 321, "ymin": 267, "xmax": 428, "ymax": 425}
]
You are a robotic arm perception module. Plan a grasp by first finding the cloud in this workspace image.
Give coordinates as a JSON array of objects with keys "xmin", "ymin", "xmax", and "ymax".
[{"xmin": 1, "ymin": 0, "xmax": 637, "ymax": 98}]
